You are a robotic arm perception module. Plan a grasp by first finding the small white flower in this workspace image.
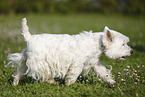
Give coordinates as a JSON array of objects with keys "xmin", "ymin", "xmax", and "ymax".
[
  {"xmin": 135, "ymin": 70, "xmax": 137, "ymax": 72},
  {"xmin": 127, "ymin": 72, "xmax": 130, "ymax": 74},
  {"xmin": 12, "ymin": 65, "xmax": 15, "ymax": 67},
  {"xmin": 121, "ymin": 79, "xmax": 125, "ymax": 81},
  {"xmin": 118, "ymin": 72, "xmax": 121, "ymax": 74},
  {"xmin": 4, "ymin": 61, "xmax": 6, "ymax": 64},
  {"xmin": 124, "ymin": 82, "xmax": 126, "ymax": 85},
  {"xmin": 127, "ymin": 66, "xmax": 130, "ymax": 68},
  {"xmin": 124, "ymin": 69, "xmax": 128, "ymax": 71}
]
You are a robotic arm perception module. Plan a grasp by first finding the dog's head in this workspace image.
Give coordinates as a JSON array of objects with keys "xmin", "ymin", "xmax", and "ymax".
[{"xmin": 102, "ymin": 26, "xmax": 133, "ymax": 60}]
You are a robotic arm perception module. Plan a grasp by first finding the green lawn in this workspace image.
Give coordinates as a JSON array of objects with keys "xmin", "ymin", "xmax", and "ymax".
[{"xmin": 0, "ymin": 14, "xmax": 145, "ymax": 96}]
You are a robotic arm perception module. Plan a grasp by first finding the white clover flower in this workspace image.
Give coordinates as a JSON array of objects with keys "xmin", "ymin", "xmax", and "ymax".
[
  {"xmin": 3, "ymin": 61, "xmax": 6, "ymax": 64},
  {"xmin": 118, "ymin": 72, "xmax": 121, "ymax": 74},
  {"xmin": 121, "ymin": 79, "xmax": 126, "ymax": 81},
  {"xmin": 135, "ymin": 70, "xmax": 137, "ymax": 72},
  {"xmin": 136, "ymin": 78, "xmax": 140, "ymax": 82},
  {"xmin": 124, "ymin": 69, "xmax": 128, "ymax": 71},
  {"xmin": 124, "ymin": 82, "xmax": 126, "ymax": 85}
]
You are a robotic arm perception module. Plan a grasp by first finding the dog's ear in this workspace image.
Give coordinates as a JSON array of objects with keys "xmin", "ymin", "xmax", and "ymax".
[
  {"xmin": 102, "ymin": 26, "xmax": 115, "ymax": 48},
  {"xmin": 104, "ymin": 26, "xmax": 110, "ymax": 32},
  {"xmin": 104, "ymin": 26, "xmax": 114, "ymax": 42},
  {"xmin": 106, "ymin": 30, "xmax": 113, "ymax": 42}
]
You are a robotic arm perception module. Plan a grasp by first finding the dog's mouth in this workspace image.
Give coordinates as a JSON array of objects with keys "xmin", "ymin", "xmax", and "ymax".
[{"xmin": 119, "ymin": 56, "xmax": 126, "ymax": 60}]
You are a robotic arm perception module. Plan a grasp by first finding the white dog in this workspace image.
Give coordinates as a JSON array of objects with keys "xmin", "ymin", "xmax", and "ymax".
[{"xmin": 7, "ymin": 18, "xmax": 133, "ymax": 86}]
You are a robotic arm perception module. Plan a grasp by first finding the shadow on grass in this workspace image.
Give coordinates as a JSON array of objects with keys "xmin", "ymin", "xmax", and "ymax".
[
  {"xmin": 131, "ymin": 45, "xmax": 145, "ymax": 52},
  {"xmin": 7, "ymin": 75, "xmax": 114, "ymax": 88},
  {"xmin": 7, "ymin": 75, "xmax": 66, "ymax": 86},
  {"xmin": 7, "ymin": 75, "xmax": 36, "ymax": 86}
]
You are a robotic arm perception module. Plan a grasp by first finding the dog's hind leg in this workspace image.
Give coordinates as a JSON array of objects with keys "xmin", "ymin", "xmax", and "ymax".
[
  {"xmin": 8, "ymin": 49, "xmax": 27, "ymax": 86},
  {"xmin": 93, "ymin": 61, "xmax": 115, "ymax": 84},
  {"xmin": 13, "ymin": 62, "xmax": 27, "ymax": 86}
]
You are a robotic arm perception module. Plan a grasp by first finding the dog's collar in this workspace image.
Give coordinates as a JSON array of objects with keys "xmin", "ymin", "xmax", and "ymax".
[
  {"xmin": 100, "ymin": 36, "xmax": 105, "ymax": 53},
  {"xmin": 100, "ymin": 44, "xmax": 105, "ymax": 53}
]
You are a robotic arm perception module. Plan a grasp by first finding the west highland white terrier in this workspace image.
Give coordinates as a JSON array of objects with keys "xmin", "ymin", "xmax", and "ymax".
[{"xmin": 7, "ymin": 18, "xmax": 133, "ymax": 86}]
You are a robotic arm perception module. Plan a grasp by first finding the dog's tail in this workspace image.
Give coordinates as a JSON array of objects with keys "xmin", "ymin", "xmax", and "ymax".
[
  {"xmin": 21, "ymin": 18, "xmax": 31, "ymax": 41},
  {"xmin": 7, "ymin": 53, "xmax": 23, "ymax": 66},
  {"xmin": 7, "ymin": 49, "xmax": 26, "ymax": 65}
]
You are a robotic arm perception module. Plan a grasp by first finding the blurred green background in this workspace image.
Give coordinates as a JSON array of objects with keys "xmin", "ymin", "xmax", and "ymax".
[
  {"xmin": 0, "ymin": 0, "xmax": 145, "ymax": 15},
  {"xmin": 0, "ymin": 0, "xmax": 145, "ymax": 96}
]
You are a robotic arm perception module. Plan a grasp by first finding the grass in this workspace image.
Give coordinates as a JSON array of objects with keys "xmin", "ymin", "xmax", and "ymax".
[{"xmin": 0, "ymin": 14, "xmax": 145, "ymax": 96}]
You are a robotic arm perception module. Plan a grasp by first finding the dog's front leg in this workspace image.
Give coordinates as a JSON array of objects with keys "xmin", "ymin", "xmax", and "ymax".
[
  {"xmin": 93, "ymin": 61, "xmax": 115, "ymax": 84},
  {"xmin": 66, "ymin": 63, "xmax": 84, "ymax": 85}
]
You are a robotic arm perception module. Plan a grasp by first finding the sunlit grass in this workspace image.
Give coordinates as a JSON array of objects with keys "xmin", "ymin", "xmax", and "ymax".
[{"xmin": 0, "ymin": 14, "xmax": 145, "ymax": 96}]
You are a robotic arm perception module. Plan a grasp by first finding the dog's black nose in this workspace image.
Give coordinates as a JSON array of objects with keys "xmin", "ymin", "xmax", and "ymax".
[{"xmin": 130, "ymin": 50, "xmax": 133, "ymax": 54}]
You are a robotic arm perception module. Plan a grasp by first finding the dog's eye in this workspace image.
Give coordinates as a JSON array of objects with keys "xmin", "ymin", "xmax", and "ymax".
[{"xmin": 122, "ymin": 43, "xmax": 125, "ymax": 46}]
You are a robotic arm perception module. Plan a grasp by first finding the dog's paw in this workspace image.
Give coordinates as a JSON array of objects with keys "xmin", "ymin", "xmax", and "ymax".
[
  {"xmin": 13, "ymin": 79, "xmax": 19, "ymax": 86},
  {"xmin": 47, "ymin": 79, "xmax": 59, "ymax": 84},
  {"xmin": 108, "ymin": 79, "xmax": 116, "ymax": 84}
]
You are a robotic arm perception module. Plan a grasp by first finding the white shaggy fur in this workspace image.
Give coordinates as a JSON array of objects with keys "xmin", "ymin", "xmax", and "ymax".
[{"xmin": 7, "ymin": 18, "xmax": 133, "ymax": 86}]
